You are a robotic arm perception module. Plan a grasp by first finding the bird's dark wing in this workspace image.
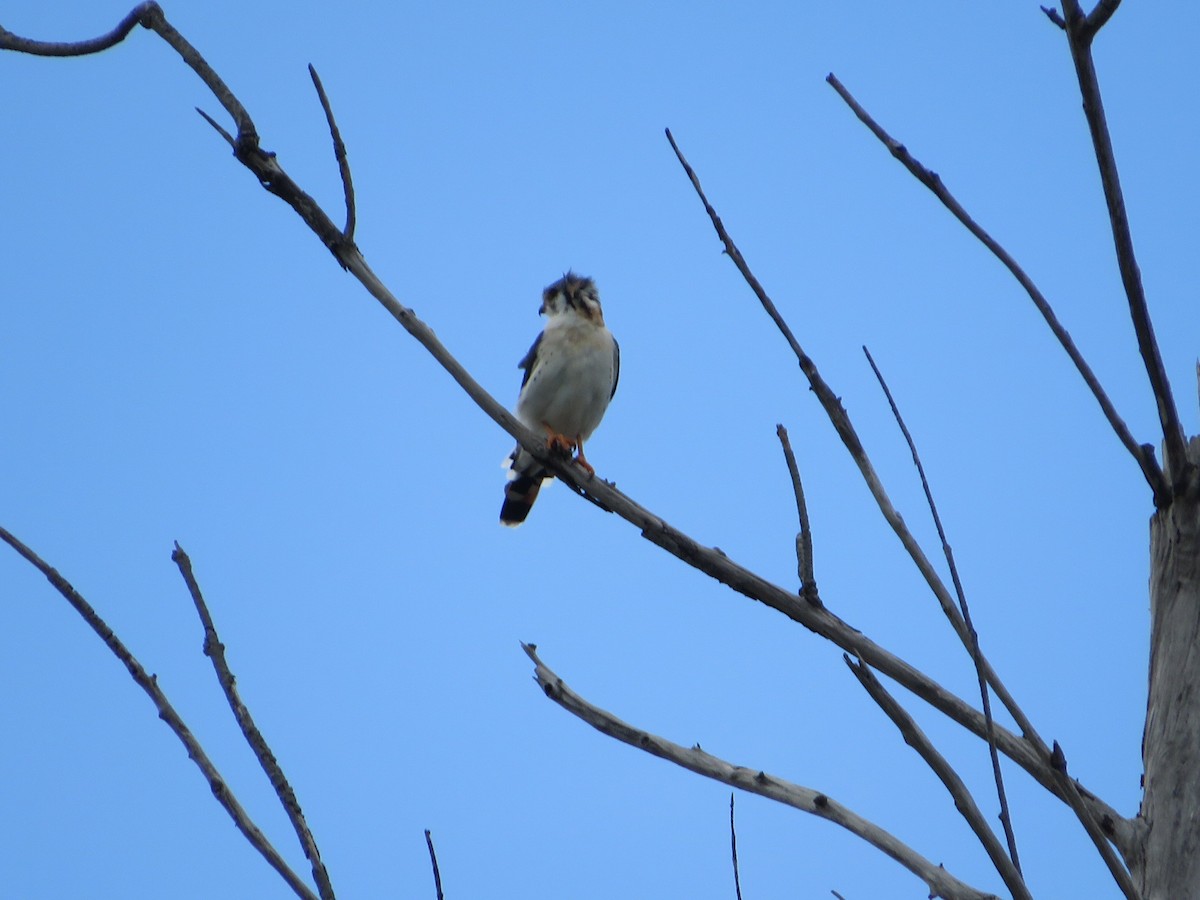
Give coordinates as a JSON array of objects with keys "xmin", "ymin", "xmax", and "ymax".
[
  {"xmin": 517, "ymin": 333, "xmax": 543, "ymax": 388},
  {"xmin": 610, "ymin": 338, "xmax": 620, "ymax": 400}
]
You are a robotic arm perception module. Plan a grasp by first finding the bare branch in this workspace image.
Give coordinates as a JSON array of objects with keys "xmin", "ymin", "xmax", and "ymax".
[
  {"xmin": 776, "ymin": 425, "xmax": 818, "ymax": 604},
  {"xmin": 424, "ymin": 830, "xmax": 445, "ymax": 900},
  {"xmin": 1057, "ymin": 0, "xmax": 1188, "ymax": 496},
  {"xmin": 824, "ymin": 72, "xmax": 1169, "ymax": 506},
  {"xmin": 196, "ymin": 106, "xmax": 236, "ymax": 149},
  {"xmin": 0, "ymin": 11, "xmax": 1134, "ymax": 858},
  {"xmin": 0, "ymin": 3, "xmax": 152, "ymax": 56},
  {"xmin": 523, "ymin": 644, "xmax": 999, "ymax": 900},
  {"xmin": 730, "ymin": 794, "xmax": 745, "ymax": 900},
  {"xmin": 172, "ymin": 543, "xmax": 335, "ymax": 900},
  {"xmin": 0, "ymin": 526, "xmax": 320, "ymax": 900},
  {"xmin": 665, "ymin": 126, "xmax": 1053, "ymax": 765},
  {"xmin": 1041, "ymin": 5, "xmax": 1068, "ymax": 29},
  {"xmin": 1051, "ymin": 742, "xmax": 1142, "ymax": 900},
  {"xmin": 845, "ymin": 657, "xmax": 1030, "ymax": 900},
  {"xmin": 1083, "ymin": 0, "xmax": 1122, "ymax": 40},
  {"xmin": 308, "ymin": 64, "xmax": 356, "ymax": 241},
  {"xmin": 863, "ymin": 346, "xmax": 1021, "ymax": 873}
]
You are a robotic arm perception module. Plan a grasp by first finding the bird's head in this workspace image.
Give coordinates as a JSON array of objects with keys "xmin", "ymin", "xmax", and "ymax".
[{"xmin": 540, "ymin": 272, "xmax": 604, "ymax": 324}]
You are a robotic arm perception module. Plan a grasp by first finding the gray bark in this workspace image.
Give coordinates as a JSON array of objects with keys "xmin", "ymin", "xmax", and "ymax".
[{"xmin": 1138, "ymin": 437, "xmax": 1200, "ymax": 898}]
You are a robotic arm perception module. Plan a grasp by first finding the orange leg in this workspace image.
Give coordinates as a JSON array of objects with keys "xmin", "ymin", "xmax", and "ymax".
[{"xmin": 574, "ymin": 438, "xmax": 595, "ymax": 477}]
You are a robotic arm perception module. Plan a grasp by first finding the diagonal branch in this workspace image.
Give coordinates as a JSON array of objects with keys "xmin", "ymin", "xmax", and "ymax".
[
  {"xmin": 523, "ymin": 643, "xmax": 999, "ymax": 900},
  {"xmin": 863, "ymin": 347, "xmax": 1021, "ymax": 874},
  {"xmin": 845, "ymin": 657, "xmax": 1030, "ymax": 900},
  {"xmin": 308, "ymin": 64, "xmax": 356, "ymax": 241},
  {"xmin": 172, "ymin": 543, "xmax": 335, "ymax": 900},
  {"xmin": 1058, "ymin": 0, "xmax": 1189, "ymax": 496},
  {"xmin": 824, "ymin": 72, "xmax": 1169, "ymax": 506},
  {"xmin": 0, "ymin": 526, "xmax": 320, "ymax": 900}
]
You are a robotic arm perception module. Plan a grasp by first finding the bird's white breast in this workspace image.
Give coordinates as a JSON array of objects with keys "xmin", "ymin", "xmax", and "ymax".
[{"xmin": 517, "ymin": 315, "xmax": 616, "ymax": 443}]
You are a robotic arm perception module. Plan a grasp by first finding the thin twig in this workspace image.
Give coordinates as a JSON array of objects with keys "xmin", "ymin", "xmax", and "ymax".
[
  {"xmin": 0, "ymin": 526, "xmax": 320, "ymax": 900},
  {"xmin": 1058, "ymin": 0, "xmax": 1187, "ymax": 496},
  {"xmin": 862, "ymin": 346, "xmax": 1021, "ymax": 874},
  {"xmin": 730, "ymin": 794, "xmax": 744, "ymax": 900},
  {"xmin": 1050, "ymin": 741, "xmax": 1141, "ymax": 900},
  {"xmin": 665, "ymin": 126, "xmax": 1047, "ymax": 761},
  {"xmin": 776, "ymin": 425, "xmax": 818, "ymax": 604},
  {"xmin": 172, "ymin": 544, "xmax": 335, "ymax": 900},
  {"xmin": 196, "ymin": 106, "xmax": 236, "ymax": 148},
  {"xmin": 1041, "ymin": 5, "xmax": 1068, "ymax": 29},
  {"xmin": 424, "ymin": 830, "xmax": 445, "ymax": 900},
  {"xmin": 824, "ymin": 73, "xmax": 1168, "ymax": 505},
  {"xmin": 308, "ymin": 64, "xmax": 356, "ymax": 241},
  {"xmin": 844, "ymin": 657, "xmax": 1031, "ymax": 900},
  {"xmin": 523, "ymin": 644, "xmax": 998, "ymax": 900}
]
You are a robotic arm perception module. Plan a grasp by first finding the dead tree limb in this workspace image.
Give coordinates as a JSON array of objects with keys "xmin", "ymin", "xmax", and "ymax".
[
  {"xmin": 0, "ymin": 526, "xmax": 321, "ymax": 900},
  {"xmin": 172, "ymin": 544, "xmax": 335, "ymax": 900},
  {"xmin": 523, "ymin": 643, "xmax": 999, "ymax": 900}
]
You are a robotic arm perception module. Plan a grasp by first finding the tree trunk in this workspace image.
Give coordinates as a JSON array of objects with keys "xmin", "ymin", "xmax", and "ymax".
[{"xmin": 1139, "ymin": 437, "xmax": 1200, "ymax": 898}]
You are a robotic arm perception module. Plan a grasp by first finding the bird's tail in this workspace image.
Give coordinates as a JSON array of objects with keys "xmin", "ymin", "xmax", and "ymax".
[{"xmin": 500, "ymin": 448, "xmax": 551, "ymax": 527}]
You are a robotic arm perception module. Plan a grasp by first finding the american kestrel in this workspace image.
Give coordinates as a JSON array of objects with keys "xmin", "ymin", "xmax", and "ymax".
[{"xmin": 500, "ymin": 273, "xmax": 620, "ymax": 526}]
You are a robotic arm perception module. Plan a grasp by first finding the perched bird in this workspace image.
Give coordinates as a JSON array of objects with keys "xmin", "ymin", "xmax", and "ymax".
[{"xmin": 500, "ymin": 273, "xmax": 620, "ymax": 526}]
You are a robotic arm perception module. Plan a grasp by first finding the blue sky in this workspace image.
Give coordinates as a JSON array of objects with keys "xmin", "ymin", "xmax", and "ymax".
[{"xmin": 3, "ymin": 2, "xmax": 1197, "ymax": 897}]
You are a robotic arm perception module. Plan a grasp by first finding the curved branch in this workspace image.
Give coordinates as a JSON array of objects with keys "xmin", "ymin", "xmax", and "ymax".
[
  {"xmin": 824, "ymin": 72, "xmax": 1169, "ymax": 505},
  {"xmin": 524, "ymin": 644, "xmax": 999, "ymax": 900},
  {"xmin": 0, "ymin": 3, "xmax": 152, "ymax": 56},
  {"xmin": 0, "ymin": 526, "xmax": 320, "ymax": 900}
]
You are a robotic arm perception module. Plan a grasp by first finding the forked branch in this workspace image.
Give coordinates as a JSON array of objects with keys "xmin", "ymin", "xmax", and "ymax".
[{"xmin": 523, "ymin": 644, "xmax": 998, "ymax": 900}]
